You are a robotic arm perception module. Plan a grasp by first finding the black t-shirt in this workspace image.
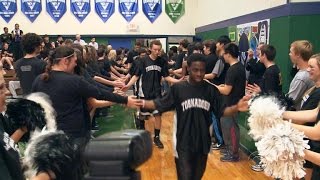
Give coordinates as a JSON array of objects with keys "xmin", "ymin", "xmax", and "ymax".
[
  {"xmin": 224, "ymin": 62, "xmax": 246, "ymax": 106},
  {"xmin": 301, "ymin": 87, "xmax": 320, "ymax": 127},
  {"xmin": 0, "ymin": 48, "xmax": 12, "ymax": 57},
  {"xmin": 174, "ymin": 51, "xmax": 187, "ymax": 70},
  {"xmin": 259, "ymin": 64, "xmax": 282, "ymax": 95},
  {"xmin": 154, "ymin": 80, "xmax": 225, "ymax": 154},
  {"xmin": 125, "ymin": 50, "xmax": 139, "ymax": 64},
  {"xmin": 15, "ymin": 57, "xmax": 47, "ymax": 95},
  {"xmin": 0, "ymin": 115, "xmax": 24, "ymax": 180},
  {"xmin": 205, "ymin": 53, "xmax": 218, "ymax": 74},
  {"xmin": 97, "ymin": 59, "xmax": 111, "ymax": 77},
  {"xmin": 310, "ymin": 110, "xmax": 320, "ymax": 180},
  {"xmin": 301, "ymin": 87, "xmax": 320, "ymax": 111},
  {"xmin": 32, "ymin": 71, "xmax": 127, "ymax": 138},
  {"xmin": 0, "ymin": 33, "xmax": 12, "ymax": 44},
  {"xmin": 134, "ymin": 55, "xmax": 169, "ymax": 99}
]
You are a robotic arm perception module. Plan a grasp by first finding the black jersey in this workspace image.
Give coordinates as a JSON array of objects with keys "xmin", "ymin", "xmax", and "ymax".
[
  {"xmin": 134, "ymin": 55, "xmax": 169, "ymax": 99},
  {"xmin": 154, "ymin": 80, "xmax": 225, "ymax": 154},
  {"xmin": 260, "ymin": 64, "xmax": 282, "ymax": 95}
]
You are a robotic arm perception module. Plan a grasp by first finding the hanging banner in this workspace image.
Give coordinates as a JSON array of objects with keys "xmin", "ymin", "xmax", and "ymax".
[
  {"xmin": 142, "ymin": 0, "xmax": 161, "ymax": 23},
  {"xmin": 165, "ymin": 0, "xmax": 184, "ymax": 23},
  {"xmin": 46, "ymin": 0, "xmax": 66, "ymax": 22},
  {"xmin": 0, "ymin": 0, "xmax": 17, "ymax": 23},
  {"xmin": 21, "ymin": 0, "xmax": 42, "ymax": 22},
  {"xmin": 95, "ymin": 0, "xmax": 114, "ymax": 23},
  {"xmin": 71, "ymin": 0, "xmax": 90, "ymax": 22},
  {"xmin": 119, "ymin": 0, "xmax": 138, "ymax": 22}
]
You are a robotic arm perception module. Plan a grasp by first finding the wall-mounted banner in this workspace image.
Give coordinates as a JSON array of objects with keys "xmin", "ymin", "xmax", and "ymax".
[
  {"xmin": 71, "ymin": 0, "xmax": 90, "ymax": 22},
  {"xmin": 142, "ymin": 0, "xmax": 161, "ymax": 23},
  {"xmin": 21, "ymin": 0, "xmax": 41, "ymax": 22},
  {"xmin": 0, "ymin": 0, "xmax": 17, "ymax": 23},
  {"xmin": 119, "ymin": 0, "xmax": 138, "ymax": 22},
  {"xmin": 165, "ymin": 0, "xmax": 184, "ymax": 23},
  {"xmin": 95, "ymin": 0, "xmax": 114, "ymax": 22},
  {"xmin": 46, "ymin": 0, "xmax": 66, "ymax": 22}
]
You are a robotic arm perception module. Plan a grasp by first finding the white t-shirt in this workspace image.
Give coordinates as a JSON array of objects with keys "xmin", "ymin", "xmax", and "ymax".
[
  {"xmin": 88, "ymin": 42, "xmax": 98, "ymax": 50},
  {"xmin": 74, "ymin": 39, "xmax": 87, "ymax": 46}
]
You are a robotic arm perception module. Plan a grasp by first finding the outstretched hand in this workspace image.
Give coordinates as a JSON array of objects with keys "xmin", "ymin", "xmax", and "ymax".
[
  {"xmin": 121, "ymin": 84, "xmax": 130, "ymax": 92},
  {"xmin": 246, "ymin": 83, "xmax": 261, "ymax": 95},
  {"xmin": 237, "ymin": 95, "xmax": 252, "ymax": 112},
  {"xmin": 113, "ymin": 80, "xmax": 125, "ymax": 88},
  {"xmin": 126, "ymin": 95, "xmax": 143, "ymax": 109}
]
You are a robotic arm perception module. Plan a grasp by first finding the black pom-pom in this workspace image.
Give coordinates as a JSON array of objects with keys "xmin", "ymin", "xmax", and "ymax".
[
  {"xmin": 5, "ymin": 98, "xmax": 46, "ymax": 142},
  {"xmin": 25, "ymin": 132, "xmax": 78, "ymax": 179}
]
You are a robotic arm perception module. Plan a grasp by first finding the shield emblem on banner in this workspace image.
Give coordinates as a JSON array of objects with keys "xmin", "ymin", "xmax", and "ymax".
[
  {"xmin": 2, "ymin": 0, "xmax": 11, "ymax": 10},
  {"xmin": 50, "ymin": 0, "xmax": 61, "ymax": 10},
  {"xmin": 26, "ymin": 0, "xmax": 36, "ymax": 10},
  {"xmin": 99, "ymin": 2, "xmax": 109, "ymax": 10},
  {"xmin": 123, "ymin": 2, "xmax": 133, "ymax": 10},
  {"xmin": 75, "ymin": 0, "xmax": 85, "ymax": 10},
  {"xmin": 146, "ymin": 0, "xmax": 159, "ymax": 11},
  {"xmin": 170, "ymin": 0, "xmax": 182, "ymax": 11}
]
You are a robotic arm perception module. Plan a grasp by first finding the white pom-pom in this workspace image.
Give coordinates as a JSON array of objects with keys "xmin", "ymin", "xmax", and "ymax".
[
  {"xmin": 26, "ymin": 92, "xmax": 57, "ymax": 131},
  {"xmin": 256, "ymin": 122, "xmax": 310, "ymax": 180},
  {"xmin": 248, "ymin": 96, "xmax": 285, "ymax": 140}
]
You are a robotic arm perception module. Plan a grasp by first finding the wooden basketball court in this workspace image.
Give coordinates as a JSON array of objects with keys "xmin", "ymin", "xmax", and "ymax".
[{"xmin": 138, "ymin": 111, "xmax": 272, "ymax": 180}]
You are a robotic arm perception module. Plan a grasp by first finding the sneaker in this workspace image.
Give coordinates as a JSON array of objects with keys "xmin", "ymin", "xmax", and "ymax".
[
  {"xmin": 212, "ymin": 143, "xmax": 223, "ymax": 150},
  {"xmin": 220, "ymin": 148, "xmax": 228, "ymax": 155},
  {"xmin": 154, "ymin": 136, "xmax": 164, "ymax": 149},
  {"xmin": 220, "ymin": 154, "xmax": 240, "ymax": 162},
  {"xmin": 91, "ymin": 125, "xmax": 99, "ymax": 131},
  {"xmin": 251, "ymin": 164, "xmax": 264, "ymax": 172}
]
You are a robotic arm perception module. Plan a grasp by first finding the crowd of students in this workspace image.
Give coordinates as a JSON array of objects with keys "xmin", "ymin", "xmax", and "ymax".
[{"xmin": 0, "ymin": 29, "xmax": 320, "ymax": 180}]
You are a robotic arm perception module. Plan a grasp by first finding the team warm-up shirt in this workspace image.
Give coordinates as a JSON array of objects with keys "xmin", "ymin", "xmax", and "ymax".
[
  {"xmin": 224, "ymin": 62, "xmax": 246, "ymax": 106},
  {"xmin": 259, "ymin": 64, "xmax": 282, "ymax": 95},
  {"xmin": 134, "ymin": 55, "xmax": 169, "ymax": 99},
  {"xmin": 15, "ymin": 57, "xmax": 46, "ymax": 95},
  {"xmin": 154, "ymin": 80, "xmax": 225, "ymax": 154}
]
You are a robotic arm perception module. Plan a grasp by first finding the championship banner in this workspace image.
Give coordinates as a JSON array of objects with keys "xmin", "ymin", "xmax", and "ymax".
[
  {"xmin": 0, "ymin": 0, "xmax": 17, "ymax": 23},
  {"xmin": 46, "ymin": 0, "xmax": 66, "ymax": 22},
  {"xmin": 119, "ymin": 0, "xmax": 138, "ymax": 22},
  {"xmin": 95, "ymin": 0, "xmax": 114, "ymax": 23},
  {"xmin": 165, "ymin": 0, "xmax": 184, "ymax": 23},
  {"xmin": 71, "ymin": 0, "xmax": 90, "ymax": 22},
  {"xmin": 142, "ymin": 0, "xmax": 161, "ymax": 23},
  {"xmin": 21, "ymin": 0, "xmax": 41, "ymax": 22}
]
